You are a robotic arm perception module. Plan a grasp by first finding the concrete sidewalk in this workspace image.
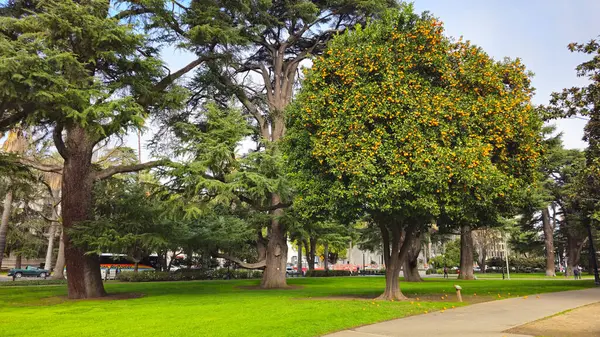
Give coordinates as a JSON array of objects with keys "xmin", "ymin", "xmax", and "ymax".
[{"xmin": 324, "ymin": 288, "xmax": 600, "ymax": 337}]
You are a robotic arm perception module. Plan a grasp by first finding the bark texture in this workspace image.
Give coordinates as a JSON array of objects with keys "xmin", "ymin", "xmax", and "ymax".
[
  {"xmin": 402, "ymin": 233, "xmax": 423, "ymax": 282},
  {"xmin": 260, "ymin": 194, "xmax": 288, "ymax": 288},
  {"xmin": 542, "ymin": 208, "xmax": 556, "ymax": 277},
  {"xmin": 458, "ymin": 224, "xmax": 475, "ymax": 280},
  {"xmin": 0, "ymin": 189, "xmax": 13, "ymax": 270},
  {"xmin": 43, "ymin": 223, "xmax": 57, "ymax": 271},
  {"xmin": 52, "ymin": 228, "xmax": 65, "ymax": 279},
  {"xmin": 566, "ymin": 232, "xmax": 586, "ymax": 277},
  {"xmin": 61, "ymin": 125, "xmax": 106, "ymax": 299},
  {"xmin": 304, "ymin": 238, "xmax": 316, "ymax": 271},
  {"xmin": 376, "ymin": 222, "xmax": 415, "ymax": 301},
  {"xmin": 297, "ymin": 239, "xmax": 302, "ymax": 275}
]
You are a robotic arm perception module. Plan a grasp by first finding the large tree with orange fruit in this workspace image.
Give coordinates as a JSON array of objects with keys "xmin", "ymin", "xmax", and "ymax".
[{"xmin": 286, "ymin": 5, "xmax": 542, "ymax": 299}]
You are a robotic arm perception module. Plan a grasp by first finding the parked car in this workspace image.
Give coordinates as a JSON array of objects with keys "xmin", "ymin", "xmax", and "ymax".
[
  {"xmin": 286, "ymin": 265, "xmax": 301, "ymax": 276},
  {"xmin": 8, "ymin": 265, "xmax": 51, "ymax": 278}
]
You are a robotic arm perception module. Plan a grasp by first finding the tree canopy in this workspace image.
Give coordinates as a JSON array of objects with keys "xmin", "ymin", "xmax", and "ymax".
[{"xmin": 286, "ymin": 6, "xmax": 543, "ymax": 298}]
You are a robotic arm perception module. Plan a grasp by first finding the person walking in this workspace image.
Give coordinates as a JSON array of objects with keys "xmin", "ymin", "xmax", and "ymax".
[{"xmin": 443, "ymin": 267, "xmax": 448, "ymax": 279}]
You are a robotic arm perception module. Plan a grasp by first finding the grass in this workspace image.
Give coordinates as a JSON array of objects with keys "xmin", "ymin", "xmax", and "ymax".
[{"xmin": 0, "ymin": 277, "xmax": 594, "ymax": 337}]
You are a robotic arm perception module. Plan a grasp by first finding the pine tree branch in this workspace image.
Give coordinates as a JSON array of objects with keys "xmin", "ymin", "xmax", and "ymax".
[
  {"xmin": 214, "ymin": 252, "xmax": 266, "ymax": 269},
  {"xmin": 18, "ymin": 157, "xmax": 62, "ymax": 173},
  {"xmin": 238, "ymin": 195, "xmax": 291, "ymax": 211},
  {"xmin": 93, "ymin": 160, "xmax": 167, "ymax": 181},
  {"xmin": 112, "ymin": 8, "xmax": 154, "ymax": 20},
  {"xmin": 154, "ymin": 55, "xmax": 219, "ymax": 92},
  {"xmin": 0, "ymin": 109, "xmax": 28, "ymax": 132}
]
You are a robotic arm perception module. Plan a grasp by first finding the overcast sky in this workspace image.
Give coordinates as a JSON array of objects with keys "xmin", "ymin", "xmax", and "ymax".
[{"xmin": 129, "ymin": 1, "xmax": 600, "ymax": 160}]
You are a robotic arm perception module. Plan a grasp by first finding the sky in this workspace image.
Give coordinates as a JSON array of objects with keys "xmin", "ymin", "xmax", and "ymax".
[
  {"xmin": 128, "ymin": 1, "xmax": 600, "ymax": 160},
  {"xmin": 411, "ymin": 0, "xmax": 600, "ymax": 149}
]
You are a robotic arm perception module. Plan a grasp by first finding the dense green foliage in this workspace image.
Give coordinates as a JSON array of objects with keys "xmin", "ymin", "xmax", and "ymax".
[
  {"xmin": 305, "ymin": 270, "xmax": 352, "ymax": 277},
  {"xmin": 288, "ymin": 8, "xmax": 542, "ymax": 224},
  {"xmin": 0, "ymin": 279, "xmax": 66, "ymax": 287},
  {"xmin": 429, "ymin": 239, "xmax": 461, "ymax": 268},
  {"xmin": 116, "ymin": 269, "xmax": 263, "ymax": 282}
]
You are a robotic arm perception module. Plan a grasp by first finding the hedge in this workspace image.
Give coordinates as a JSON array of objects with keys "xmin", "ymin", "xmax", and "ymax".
[
  {"xmin": 305, "ymin": 270, "xmax": 352, "ymax": 277},
  {"xmin": 0, "ymin": 279, "xmax": 67, "ymax": 287},
  {"xmin": 116, "ymin": 269, "xmax": 263, "ymax": 282}
]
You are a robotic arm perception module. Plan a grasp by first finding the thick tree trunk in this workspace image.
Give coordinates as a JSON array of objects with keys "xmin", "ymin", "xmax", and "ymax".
[
  {"xmin": 377, "ymin": 224, "xmax": 408, "ymax": 301},
  {"xmin": 260, "ymin": 194, "xmax": 287, "ymax": 288},
  {"xmin": 479, "ymin": 250, "xmax": 487, "ymax": 274},
  {"xmin": 542, "ymin": 208, "xmax": 556, "ymax": 277},
  {"xmin": 44, "ymin": 222, "xmax": 57, "ymax": 271},
  {"xmin": 403, "ymin": 233, "xmax": 423, "ymax": 282},
  {"xmin": 15, "ymin": 254, "xmax": 22, "ymax": 269},
  {"xmin": 566, "ymin": 233, "xmax": 585, "ymax": 277},
  {"xmin": 304, "ymin": 238, "xmax": 316, "ymax": 271},
  {"xmin": 458, "ymin": 224, "xmax": 475, "ymax": 280},
  {"xmin": 62, "ymin": 125, "xmax": 106, "ymax": 299},
  {"xmin": 52, "ymin": 228, "xmax": 66, "ymax": 279},
  {"xmin": 297, "ymin": 240, "xmax": 302, "ymax": 275},
  {"xmin": 0, "ymin": 189, "xmax": 13, "ymax": 270}
]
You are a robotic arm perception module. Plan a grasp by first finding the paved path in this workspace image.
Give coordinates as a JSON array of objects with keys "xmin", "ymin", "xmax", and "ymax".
[{"xmin": 325, "ymin": 288, "xmax": 600, "ymax": 337}]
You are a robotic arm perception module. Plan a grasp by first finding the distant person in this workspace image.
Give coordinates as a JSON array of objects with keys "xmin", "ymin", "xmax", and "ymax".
[
  {"xmin": 356, "ymin": 266, "xmax": 360, "ymax": 276},
  {"xmin": 573, "ymin": 266, "xmax": 580, "ymax": 280},
  {"xmin": 104, "ymin": 267, "xmax": 110, "ymax": 281},
  {"xmin": 443, "ymin": 267, "xmax": 448, "ymax": 279}
]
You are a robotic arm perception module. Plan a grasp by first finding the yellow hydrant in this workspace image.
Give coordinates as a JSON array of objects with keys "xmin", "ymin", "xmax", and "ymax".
[{"xmin": 454, "ymin": 285, "xmax": 463, "ymax": 302}]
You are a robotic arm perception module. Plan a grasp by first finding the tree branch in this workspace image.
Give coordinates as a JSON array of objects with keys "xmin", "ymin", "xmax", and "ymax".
[
  {"xmin": 93, "ymin": 160, "xmax": 167, "ymax": 181},
  {"xmin": 218, "ymin": 73, "xmax": 269, "ymax": 139},
  {"xmin": 18, "ymin": 157, "xmax": 63, "ymax": 173},
  {"xmin": 52, "ymin": 124, "xmax": 68, "ymax": 159},
  {"xmin": 214, "ymin": 252, "xmax": 266, "ymax": 269},
  {"xmin": 154, "ymin": 55, "xmax": 218, "ymax": 92},
  {"xmin": 112, "ymin": 8, "xmax": 154, "ymax": 20},
  {"xmin": 0, "ymin": 110, "xmax": 28, "ymax": 132},
  {"xmin": 238, "ymin": 195, "xmax": 291, "ymax": 211}
]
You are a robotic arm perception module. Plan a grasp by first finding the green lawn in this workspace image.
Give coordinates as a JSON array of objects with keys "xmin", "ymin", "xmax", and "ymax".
[
  {"xmin": 474, "ymin": 272, "xmax": 594, "ymax": 279},
  {"xmin": 0, "ymin": 277, "xmax": 594, "ymax": 337}
]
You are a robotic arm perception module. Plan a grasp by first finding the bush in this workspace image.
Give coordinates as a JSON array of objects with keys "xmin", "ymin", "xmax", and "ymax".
[
  {"xmin": 305, "ymin": 270, "xmax": 351, "ymax": 277},
  {"xmin": 359, "ymin": 269, "xmax": 386, "ymax": 276},
  {"xmin": 0, "ymin": 279, "xmax": 67, "ymax": 287},
  {"xmin": 116, "ymin": 269, "xmax": 263, "ymax": 282}
]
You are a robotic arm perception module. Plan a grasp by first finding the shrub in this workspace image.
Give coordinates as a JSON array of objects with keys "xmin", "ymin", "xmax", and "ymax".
[
  {"xmin": 116, "ymin": 269, "xmax": 263, "ymax": 282},
  {"xmin": 0, "ymin": 279, "xmax": 67, "ymax": 287},
  {"xmin": 305, "ymin": 270, "xmax": 351, "ymax": 277}
]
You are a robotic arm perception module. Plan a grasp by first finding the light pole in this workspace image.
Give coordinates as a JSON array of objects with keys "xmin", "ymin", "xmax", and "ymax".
[{"xmin": 504, "ymin": 235, "xmax": 510, "ymax": 280}]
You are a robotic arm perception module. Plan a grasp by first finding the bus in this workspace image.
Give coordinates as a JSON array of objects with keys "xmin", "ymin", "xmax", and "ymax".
[{"xmin": 98, "ymin": 253, "xmax": 157, "ymax": 272}]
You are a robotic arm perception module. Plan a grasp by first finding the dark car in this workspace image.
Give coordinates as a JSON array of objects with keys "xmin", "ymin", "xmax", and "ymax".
[{"xmin": 7, "ymin": 265, "xmax": 51, "ymax": 278}]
